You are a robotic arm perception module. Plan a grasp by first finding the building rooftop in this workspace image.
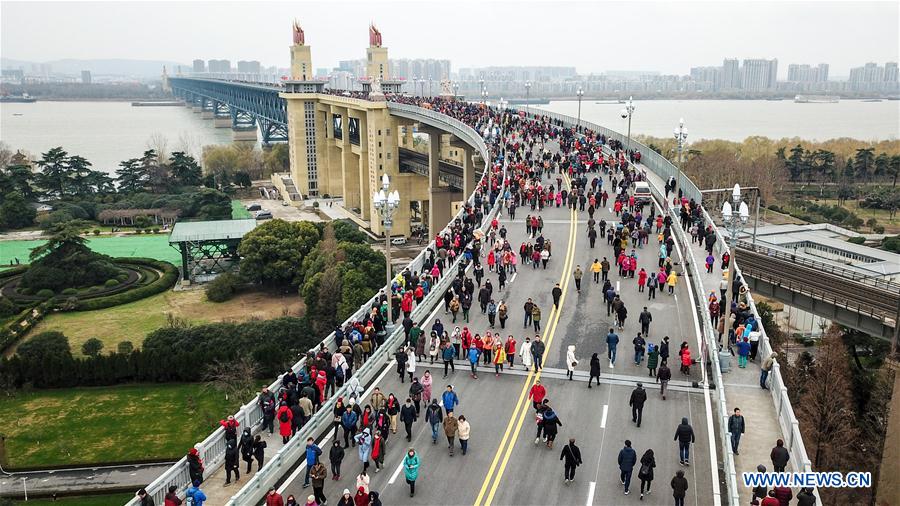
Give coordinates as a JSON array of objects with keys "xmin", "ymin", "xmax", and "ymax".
[{"xmin": 168, "ymin": 219, "xmax": 258, "ymax": 243}]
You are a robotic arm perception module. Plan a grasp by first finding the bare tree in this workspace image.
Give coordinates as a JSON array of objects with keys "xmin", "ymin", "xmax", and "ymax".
[
  {"xmin": 203, "ymin": 356, "xmax": 260, "ymax": 402},
  {"xmin": 146, "ymin": 133, "xmax": 170, "ymax": 162}
]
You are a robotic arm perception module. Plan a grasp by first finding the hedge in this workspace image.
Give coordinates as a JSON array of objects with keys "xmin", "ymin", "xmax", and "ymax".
[
  {"xmin": 0, "ymin": 305, "xmax": 41, "ymax": 354},
  {"xmin": 74, "ymin": 258, "xmax": 179, "ymax": 311},
  {"xmin": 0, "ymin": 266, "xmax": 29, "ymax": 280}
]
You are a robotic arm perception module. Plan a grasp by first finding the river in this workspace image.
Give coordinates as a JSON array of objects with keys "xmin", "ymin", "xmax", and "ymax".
[
  {"xmin": 1, "ymin": 99, "xmax": 898, "ymax": 174},
  {"xmin": 534, "ymin": 99, "xmax": 900, "ymax": 142}
]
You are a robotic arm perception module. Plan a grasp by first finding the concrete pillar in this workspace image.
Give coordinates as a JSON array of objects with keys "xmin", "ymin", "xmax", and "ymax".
[
  {"xmin": 429, "ymin": 189, "xmax": 455, "ymax": 238},
  {"xmin": 337, "ymin": 108, "xmax": 360, "ymax": 213},
  {"xmin": 214, "ymin": 117, "xmax": 232, "ymax": 128},
  {"xmin": 201, "ymin": 111, "xmax": 214, "ymax": 119},
  {"xmin": 353, "ymin": 111, "xmax": 370, "ymax": 221},
  {"xmin": 424, "ymin": 128, "xmax": 442, "ymax": 189},
  {"xmin": 461, "ymin": 145, "xmax": 476, "ymax": 196},
  {"xmin": 233, "ymin": 128, "xmax": 257, "ymax": 142}
]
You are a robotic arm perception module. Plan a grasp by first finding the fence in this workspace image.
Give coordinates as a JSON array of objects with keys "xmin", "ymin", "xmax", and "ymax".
[{"xmin": 125, "ymin": 102, "xmax": 502, "ymax": 506}]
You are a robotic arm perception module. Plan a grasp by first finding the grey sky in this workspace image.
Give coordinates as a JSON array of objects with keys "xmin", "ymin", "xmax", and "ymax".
[{"xmin": 2, "ymin": 1, "xmax": 898, "ymax": 77}]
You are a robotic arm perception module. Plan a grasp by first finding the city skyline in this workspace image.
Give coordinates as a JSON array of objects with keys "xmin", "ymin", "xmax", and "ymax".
[{"xmin": 2, "ymin": 1, "xmax": 898, "ymax": 79}]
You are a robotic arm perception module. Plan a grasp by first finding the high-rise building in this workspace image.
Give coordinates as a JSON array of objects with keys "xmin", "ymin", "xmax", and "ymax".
[
  {"xmin": 80, "ymin": 70, "xmax": 91, "ymax": 84},
  {"xmin": 722, "ymin": 58, "xmax": 740, "ymax": 89},
  {"xmin": 207, "ymin": 59, "xmax": 231, "ymax": 73},
  {"xmin": 884, "ymin": 62, "xmax": 898, "ymax": 82},
  {"xmin": 237, "ymin": 60, "xmax": 261, "ymax": 74},
  {"xmin": 816, "ymin": 63, "xmax": 829, "ymax": 82},
  {"xmin": 741, "ymin": 58, "xmax": 777, "ymax": 91},
  {"xmin": 192, "ymin": 59, "xmax": 206, "ymax": 73},
  {"xmin": 689, "ymin": 66, "xmax": 721, "ymax": 90}
]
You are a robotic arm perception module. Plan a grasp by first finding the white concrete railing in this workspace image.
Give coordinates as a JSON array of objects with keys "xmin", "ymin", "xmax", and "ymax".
[
  {"xmin": 514, "ymin": 105, "xmax": 818, "ymax": 502},
  {"xmin": 126, "ymin": 102, "xmax": 503, "ymax": 506}
]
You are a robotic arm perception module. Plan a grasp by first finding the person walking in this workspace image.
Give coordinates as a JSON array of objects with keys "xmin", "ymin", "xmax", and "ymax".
[
  {"xmin": 400, "ymin": 399, "xmax": 417, "ymax": 442},
  {"xmin": 761, "ymin": 352, "xmax": 777, "ymax": 390},
  {"xmin": 629, "ymin": 383, "xmax": 647, "ymax": 427},
  {"xmin": 529, "ymin": 380, "xmax": 547, "ymax": 410},
  {"xmin": 531, "ymin": 336, "xmax": 546, "ymax": 372},
  {"xmin": 728, "ymin": 408, "xmax": 745, "ymax": 455},
  {"xmin": 521, "ymin": 336, "xmax": 533, "ymax": 371},
  {"xmin": 552, "ymin": 283, "xmax": 562, "ymax": 309},
  {"xmin": 403, "ymin": 448, "xmax": 421, "ymax": 497},
  {"xmin": 566, "ymin": 344, "xmax": 578, "ymax": 380},
  {"xmin": 457, "ymin": 415, "xmax": 470, "ymax": 455},
  {"xmin": 302, "ymin": 438, "xmax": 322, "ymax": 489},
  {"xmin": 618, "ymin": 440, "xmax": 637, "ymax": 496},
  {"xmin": 187, "ymin": 448, "xmax": 204, "ymax": 485},
  {"xmin": 442, "ymin": 384, "xmax": 460, "ymax": 412},
  {"xmin": 467, "ymin": 344, "xmax": 481, "ymax": 379},
  {"xmin": 573, "ymin": 265, "xmax": 583, "ymax": 293},
  {"xmin": 541, "ymin": 407, "xmax": 562, "ymax": 449},
  {"xmin": 639, "ymin": 307, "xmax": 652, "ymax": 337},
  {"xmin": 559, "ymin": 438, "xmax": 583, "ymax": 485},
  {"xmin": 238, "ymin": 428, "xmax": 253, "ymax": 474},
  {"xmin": 532, "ymin": 304, "xmax": 542, "ymax": 332},
  {"xmin": 441, "ymin": 342, "xmax": 455, "ymax": 377},
  {"xmin": 633, "ymin": 333, "xmax": 646, "ymax": 365},
  {"xmin": 523, "ymin": 298, "xmax": 534, "ymax": 328},
  {"xmin": 770, "ymin": 439, "xmax": 790, "ymax": 472},
  {"xmin": 588, "ymin": 352, "xmax": 601, "ymax": 388},
  {"xmin": 425, "ymin": 399, "xmax": 443, "ymax": 445},
  {"xmin": 671, "ymin": 470, "xmax": 689, "ymax": 506},
  {"xmin": 606, "ymin": 328, "xmax": 619, "ymax": 368},
  {"xmin": 309, "ymin": 460, "xmax": 327, "ymax": 505},
  {"xmin": 591, "ymin": 259, "xmax": 602, "ymax": 284},
  {"xmin": 674, "ymin": 417, "xmax": 695, "ymax": 466},
  {"xmin": 637, "ymin": 448, "xmax": 656, "ymax": 499},
  {"xmin": 505, "ymin": 334, "xmax": 516, "ymax": 368},
  {"xmin": 355, "ymin": 428, "xmax": 372, "ymax": 473},
  {"xmin": 647, "ymin": 343, "xmax": 659, "ymax": 377},
  {"xmin": 498, "ymin": 301, "xmax": 508, "ymax": 329},
  {"xmin": 796, "ymin": 487, "xmax": 817, "ymax": 506},
  {"xmin": 329, "ymin": 440, "xmax": 344, "ymax": 481},
  {"xmin": 186, "ymin": 481, "xmax": 207, "ymax": 506},
  {"xmin": 224, "ymin": 439, "xmax": 241, "ymax": 486},
  {"xmin": 442, "ymin": 411, "xmax": 459, "ymax": 456},
  {"xmin": 371, "ymin": 431, "xmax": 386, "ymax": 473}
]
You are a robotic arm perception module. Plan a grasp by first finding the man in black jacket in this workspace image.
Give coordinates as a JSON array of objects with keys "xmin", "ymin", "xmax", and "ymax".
[
  {"xmin": 560, "ymin": 438, "xmax": 583, "ymax": 484},
  {"xmin": 674, "ymin": 417, "xmax": 695, "ymax": 466},
  {"xmin": 770, "ymin": 438, "xmax": 790, "ymax": 472},
  {"xmin": 629, "ymin": 383, "xmax": 648, "ymax": 427},
  {"xmin": 728, "ymin": 408, "xmax": 745, "ymax": 455},
  {"xmin": 400, "ymin": 398, "xmax": 418, "ymax": 442}
]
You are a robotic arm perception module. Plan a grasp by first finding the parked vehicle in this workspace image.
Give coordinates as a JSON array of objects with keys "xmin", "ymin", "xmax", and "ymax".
[
  {"xmin": 246, "ymin": 203, "xmax": 262, "ymax": 212},
  {"xmin": 391, "ymin": 236, "xmax": 408, "ymax": 246},
  {"xmin": 255, "ymin": 210, "xmax": 273, "ymax": 220}
]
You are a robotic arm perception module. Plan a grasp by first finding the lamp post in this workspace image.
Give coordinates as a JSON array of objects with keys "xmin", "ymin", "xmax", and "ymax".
[
  {"xmin": 721, "ymin": 184, "xmax": 750, "ymax": 252},
  {"xmin": 620, "ymin": 95, "xmax": 635, "ymax": 153},
  {"xmin": 481, "ymin": 88, "xmax": 488, "ymax": 106},
  {"xmin": 524, "ymin": 81, "xmax": 532, "ymax": 117},
  {"xmin": 479, "ymin": 78, "xmax": 485, "ymax": 97},
  {"xmin": 373, "ymin": 173, "xmax": 401, "ymax": 325},
  {"xmin": 453, "ymin": 81, "xmax": 459, "ymax": 99},
  {"xmin": 576, "ymin": 87, "xmax": 584, "ymax": 131},
  {"xmin": 674, "ymin": 117, "xmax": 688, "ymax": 195}
]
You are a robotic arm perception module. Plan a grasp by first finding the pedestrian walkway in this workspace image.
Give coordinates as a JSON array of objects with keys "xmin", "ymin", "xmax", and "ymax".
[{"xmin": 642, "ymin": 166, "xmax": 789, "ymax": 505}]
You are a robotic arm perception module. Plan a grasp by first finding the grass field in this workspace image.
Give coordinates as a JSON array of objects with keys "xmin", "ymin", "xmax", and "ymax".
[
  {"xmin": 0, "ymin": 383, "xmax": 237, "ymax": 468},
  {"xmin": 0, "ymin": 235, "xmax": 181, "ymax": 266},
  {"xmin": 816, "ymin": 198, "xmax": 900, "ymax": 233},
  {"xmin": 11, "ymin": 493, "xmax": 135, "ymax": 505},
  {"xmin": 231, "ymin": 199, "xmax": 253, "ymax": 219},
  {"xmin": 22, "ymin": 289, "xmax": 304, "ymax": 357}
]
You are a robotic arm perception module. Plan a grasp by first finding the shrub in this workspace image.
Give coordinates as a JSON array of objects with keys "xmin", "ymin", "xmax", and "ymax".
[
  {"xmin": 134, "ymin": 229, "xmax": 143, "ymax": 234},
  {"xmin": 92, "ymin": 229, "xmax": 101, "ymax": 236},
  {"xmin": 873, "ymin": 225, "xmax": 885, "ymax": 234},
  {"xmin": 104, "ymin": 279, "xmax": 120, "ymax": 287},
  {"xmin": 0, "ymin": 297, "xmax": 17, "ymax": 318},
  {"xmin": 117, "ymin": 340, "xmax": 134, "ymax": 354},
  {"xmin": 81, "ymin": 337, "xmax": 104, "ymax": 357},
  {"xmin": 61, "ymin": 288, "xmax": 78, "ymax": 295},
  {"xmin": 152, "ymin": 228, "xmax": 160, "ymax": 234},
  {"xmin": 116, "ymin": 273, "xmax": 129, "ymax": 282},
  {"xmin": 881, "ymin": 236, "xmax": 900, "ymax": 253},
  {"xmin": 312, "ymin": 201, "xmax": 320, "ymax": 208},
  {"xmin": 206, "ymin": 273, "xmax": 241, "ymax": 302},
  {"xmin": 18, "ymin": 287, "xmax": 34, "ymax": 296},
  {"xmin": 76, "ymin": 259, "xmax": 178, "ymax": 311},
  {"xmin": 36, "ymin": 289, "xmax": 55, "ymax": 299},
  {"xmin": 847, "ymin": 236, "xmax": 866, "ymax": 245}
]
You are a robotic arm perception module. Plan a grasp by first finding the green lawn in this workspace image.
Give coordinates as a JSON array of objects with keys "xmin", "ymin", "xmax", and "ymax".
[
  {"xmin": 0, "ymin": 235, "xmax": 181, "ymax": 266},
  {"xmin": 12, "ymin": 493, "xmax": 135, "ymax": 505},
  {"xmin": 0, "ymin": 383, "xmax": 237, "ymax": 468},
  {"xmin": 231, "ymin": 200, "xmax": 253, "ymax": 219}
]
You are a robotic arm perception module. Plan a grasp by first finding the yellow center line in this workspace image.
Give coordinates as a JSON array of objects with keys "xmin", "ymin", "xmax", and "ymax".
[
  {"xmin": 482, "ymin": 175, "xmax": 578, "ymax": 506},
  {"xmin": 473, "ymin": 174, "xmax": 577, "ymax": 506}
]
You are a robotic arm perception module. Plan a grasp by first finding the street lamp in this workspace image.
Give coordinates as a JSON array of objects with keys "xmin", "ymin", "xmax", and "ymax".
[
  {"xmin": 453, "ymin": 81, "xmax": 459, "ymax": 98},
  {"xmin": 721, "ymin": 184, "xmax": 750, "ymax": 251},
  {"xmin": 373, "ymin": 173, "xmax": 401, "ymax": 325},
  {"xmin": 674, "ymin": 117, "xmax": 688, "ymax": 194},
  {"xmin": 620, "ymin": 95, "xmax": 635, "ymax": 153},
  {"xmin": 481, "ymin": 88, "xmax": 488, "ymax": 106},
  {"xmin": 524, "ymin": 81, "xmax": 532, "ymax": 117},
  {"xmin": 479, "ymin": 78, "xmax": 485, "ymax": 96},
  {"xmin": 576, "ymin": 87, "xmax": 584, "ymax": 131}
]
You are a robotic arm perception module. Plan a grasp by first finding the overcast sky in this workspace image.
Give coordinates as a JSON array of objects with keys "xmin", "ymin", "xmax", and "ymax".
[{"xmin": 2, "ymin": 1, "xmax": 898, "ymax": 77}]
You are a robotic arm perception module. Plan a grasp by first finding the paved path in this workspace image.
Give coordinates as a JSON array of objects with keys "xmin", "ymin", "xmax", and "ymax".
[
  {"xmin": 642, "ymin": 165, "xmax": 789, "ymax": 505},
  {"xmin": 263, "ymin": 163, "xmax": 716, "ymax": 505}
]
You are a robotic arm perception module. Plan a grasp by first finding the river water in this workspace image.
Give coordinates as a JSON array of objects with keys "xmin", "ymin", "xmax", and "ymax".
[
  {"xmin": 1, "ymin": 99, "xmax": 898, "ymax": 173},
  {"xmin": 535, "ymin": 99, "xmax": 900, "ymax": 142}
]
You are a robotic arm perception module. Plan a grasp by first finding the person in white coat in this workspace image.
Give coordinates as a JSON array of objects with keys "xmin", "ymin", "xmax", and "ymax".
[
  {"xmin": 566, "ymin": 344, "xmax": 579, "ymax": 381},
  {"xmin": 406, "ymin": 347, "xmax": 417, "ymax": 382},
  {"xmin": 521, "ymin": 336, "xmax": 534, "ymax": 370}
]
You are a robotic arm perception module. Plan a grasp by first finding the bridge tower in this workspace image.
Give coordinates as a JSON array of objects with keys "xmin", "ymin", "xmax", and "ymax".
[
  {"xmin": 362, "ymin": 24, "xmax": 404, "ymax": 95},
  {"xmin": 290, "ymin": 19, "xmax": 313, "ymax": 80}
]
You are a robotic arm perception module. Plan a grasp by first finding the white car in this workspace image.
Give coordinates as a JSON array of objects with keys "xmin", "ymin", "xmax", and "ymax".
[{"xmin": 391, "ymin": 237, "xmax": 408, "ymax": 246}]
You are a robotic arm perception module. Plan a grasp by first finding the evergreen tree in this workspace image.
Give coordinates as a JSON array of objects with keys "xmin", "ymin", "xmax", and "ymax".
[
  {"xmin": 0, "ymin": 190, "xmax": 37, "ymax": 229},
  {"xmin": 3, "ymin": 164, "xmax": 38, "ymax": 200},
  {"xmin": 170, "ymin": 151, "xmax": 202, "ymax": 186},
  {"xmin": 36, "ymin": 147, "xmax": 73, "ymax": 197},
  {"xmin": 116, "ymin": 158, "xmax": 150, "ymax": 193},
  {"xmin": 854, "ymin": 147, "xmax": 875, "ymax": 182}
]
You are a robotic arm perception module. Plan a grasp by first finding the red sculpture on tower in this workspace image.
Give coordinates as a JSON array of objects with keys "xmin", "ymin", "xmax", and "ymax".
[
  {"xmin": 369, "ymin": 23, "xmax": 382, "ymax": 47},
  {"xmin": 292, "ymin": 20, "xmax": 305, "ymax": 46}
]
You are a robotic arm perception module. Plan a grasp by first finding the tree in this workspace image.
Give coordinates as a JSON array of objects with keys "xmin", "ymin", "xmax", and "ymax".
[
  {"xmin": 115, "ymin": 158, "xmax": 150, "ymax": 193},
  {"xmin": 785, "ymin": 144, "xmax": 806, "ymax": 181},
  {"xmin": 889, "ymin": 155, "xmax": 900, "ymax": 187},
  {"xmin": 3, "ymin": 164, "xmax": 37, "ymax": 200},
  {"xmin": 193, "ymin": 187, "xmax": 233, "ymax": 220},
  {"xmin": 264, "ymin": 143, "xmax": 290, "ymax": 174},
  {"xmin": 854, "ymin": 147, "xmax": 875, "ymax": 182},
  {"xmin": 232, "ymin": 171, "xmax": 252, "ymax": 188},
  {"xmin": 874, "ymin": 152, "xmax": 891, "ymax": 181},
  {"xmin": 169, "ymin": 151, "xmax": 202, "ymax": 186},
  {"xmin": 304, "ymin": 266, "xmax": 342, "ymax": 336},
  {"xmin": 18, "ymin": 331, "xmax": 72, "ymax": 363},
  {"xmin": 22, "ymin": 220, "xmax": 121, "ymax": 291},
  {"xmin": 0, "ymin": 190, "xmax": 37, "ymax": 229},
  {"xmin": 237, "ymin": 219, "xmax": 321, "ymax": 287},
  {"xmin": 117, "ymin": 341, "xmax": 134, "ymax": 354},
  {"xmin": 81, "ymin": 337, "xmax": 104, "ymax": 357},
  {"xmin": 36, "ymin": 147, "xmax": 72, "ymax": 197},
  {"xmin": 67, "ymin": 155, "xmax": 94, "ymax": 196},
  {"xmin": 795, "ymin": 327, "xmax": 857, "ymax": 471},
  {"xmin": 203, "ymin": 356, "xmax": 260, "ymax": 401}
]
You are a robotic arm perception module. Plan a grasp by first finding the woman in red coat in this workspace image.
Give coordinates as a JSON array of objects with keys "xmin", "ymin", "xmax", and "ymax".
[
  {"xmin": 277, "ymin": 402, "xmax": 293, "ymax": 444},
  {"xmin": 315, "ymin": 371, "xmax": 328, "ymax": 403},
  {"xmin": 680, "ymin": 346, "xmax": 692, "ymax": 376}
]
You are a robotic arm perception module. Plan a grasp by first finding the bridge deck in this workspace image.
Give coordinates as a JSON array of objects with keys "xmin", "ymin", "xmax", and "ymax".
[
  {"xmin": 261, "ymin": 152, "xmax": 716, "ymax": 505},
  {"xmin": 643, "ymin": 166, "xmax": 788, "ymax": 506}
]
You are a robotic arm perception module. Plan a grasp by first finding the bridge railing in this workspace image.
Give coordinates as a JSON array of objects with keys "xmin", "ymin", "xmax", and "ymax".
[
  {"xmin": 126, "ymin": 102, "xmax": 501, "ymax": 506},
  {"xmin": 515, "ymin": 105, "xmax": 821, "ymax": 503}
]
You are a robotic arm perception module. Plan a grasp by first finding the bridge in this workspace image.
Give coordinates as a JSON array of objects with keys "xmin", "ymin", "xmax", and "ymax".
[{"xmin": 123, "ymin": 24, "xmax": 829, "ymax": 506}]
